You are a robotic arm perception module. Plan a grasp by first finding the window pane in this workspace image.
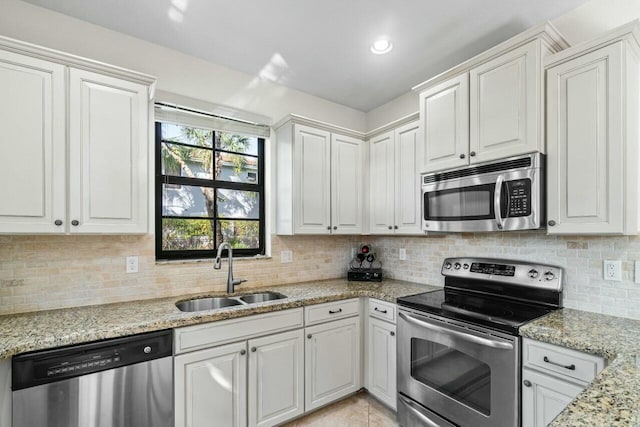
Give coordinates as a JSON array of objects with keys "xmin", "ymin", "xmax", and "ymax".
[
  {"xmin": 219, "ymin": 220, "xmax": 259, "ymax": 249},
  {"xmin": 161, "ymin": 123, "xmax": 213, "ymax": 147},
  {"xmin": 162, "ymin": 218, "xmax": 214, "ymax": 250},
  {"xmin": 217, "ymin": 189, "xmax": 259, "ymax": 219},
  {"xmin": 163, "ymin": 184, "xmax": 214, "ymax": 217},
  {"xmin": 215, "ymin": 132, "xmax": 258, "ymax": 156},
  {"xmin": 215, "ymin": 152, "xmax": 259, "ymax": 184},
  {"xmin": 161, "ymin": 142, "xmax": 213, "ymax": 179}
]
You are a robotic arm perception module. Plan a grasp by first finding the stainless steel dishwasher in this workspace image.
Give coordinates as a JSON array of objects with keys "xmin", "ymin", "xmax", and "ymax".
[{"xmin": 12, "ymin": 329, "xmax": 173, "ymax": 427}]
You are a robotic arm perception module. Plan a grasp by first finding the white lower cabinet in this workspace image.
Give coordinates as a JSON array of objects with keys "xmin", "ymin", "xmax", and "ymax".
[
  {"xmin": 305, "ymin": 315, "xmax": 361, "ymax": 411},
  {"xmin": 522, "ymin": 367, "xmax": 584, "ymax": 427},
  {"xmin": 366, "ymin": 316, "xmax": 396, "ymax": 409}
]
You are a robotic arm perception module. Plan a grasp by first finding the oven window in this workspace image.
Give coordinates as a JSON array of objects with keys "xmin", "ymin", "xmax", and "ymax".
[
  {"xmin": 411, "ymin": 338, "xmax": 491, "ymax": 415},
  {"xmin": 424, "ymin": 184, "xmax": 494, "ymax": 221}
]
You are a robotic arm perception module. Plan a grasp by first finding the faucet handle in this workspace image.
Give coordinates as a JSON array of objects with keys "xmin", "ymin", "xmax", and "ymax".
[{"xmin": 233, "ymin": 278, "xmax": 247, "ymax": 286}]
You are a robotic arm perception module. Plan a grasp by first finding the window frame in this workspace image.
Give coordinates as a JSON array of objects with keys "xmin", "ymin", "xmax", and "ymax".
[{"xmin": 154, "ymin": 122, "xmax": 266, "ymax": 260}]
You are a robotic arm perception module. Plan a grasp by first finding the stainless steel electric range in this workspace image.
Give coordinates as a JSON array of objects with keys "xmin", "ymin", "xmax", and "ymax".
[{"xmin": 396, "ymin": 257, "xmax": 564, "ymax": 427}]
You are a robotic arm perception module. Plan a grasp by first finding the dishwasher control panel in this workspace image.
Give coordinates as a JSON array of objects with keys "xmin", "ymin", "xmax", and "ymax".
[{"xmin": 12, "ymin": 330, "xmax": 172, "ymax": 390}]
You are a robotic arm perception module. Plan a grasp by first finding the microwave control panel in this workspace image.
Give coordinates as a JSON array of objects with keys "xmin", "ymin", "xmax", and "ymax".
[{"xmin": 506, "ymin": 179, "xmax": 531, "ymax": 217}]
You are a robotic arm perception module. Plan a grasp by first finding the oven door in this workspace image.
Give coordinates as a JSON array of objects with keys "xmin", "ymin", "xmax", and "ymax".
[{"xmin": 398, "ymin": 308, "xmax": 519, "ymax": 427}]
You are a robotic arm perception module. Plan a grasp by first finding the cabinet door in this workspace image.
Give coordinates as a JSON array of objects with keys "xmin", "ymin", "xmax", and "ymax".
[
  {"xmin": 546, "ymin": 42, "xmax": 624, "ymax": 234},
  {"xmin": 305, "ymin": 316, "xmax": 361, "ymax": 411},
  {"xmin": 367, "ymin": 317, "xmax": 396, "ymax": 409},
  {"xmin": 331, "ymin": 133, "xmax": 364, "ymax": 234},
  {"xmin": 369, "ymin": 131, "xmax": 395, "ymax": 234},
  {"xmin": 248, "ymin": 329, "xmax": 304, "ymax": 427},
  {"xmin": 394, "ymin": 121, "xmax": 422, "ymax": 234},
  {"xmin": 470, "ymin": 40, "xmax": 540, "ymax": 163},
  {"xmin": 293, "ymin": 124, "xmax": 331, "ymax": 234},
  {"xmin": 174, "ymin": 341, "xmax": 247, "ymax": 427},
  {"xmin": 522, "ymin": 368, "xmax": 585, "ymax": 427},
  {"xmin": 0, "ymin": 51, "xmax": 65, "ymax": 233},
  {"xmin": 419, "ymin": 74, "xmax": 469, "ymax": 173},
  {"xmin": 68, "ymin": 68, "xmax": 149, "ymax": 233}
]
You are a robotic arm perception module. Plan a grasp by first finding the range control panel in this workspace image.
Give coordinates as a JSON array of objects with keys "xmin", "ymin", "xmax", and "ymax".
[{"xmin": 442, "ymin": 257, "xmax": 564, "ymax": 292}]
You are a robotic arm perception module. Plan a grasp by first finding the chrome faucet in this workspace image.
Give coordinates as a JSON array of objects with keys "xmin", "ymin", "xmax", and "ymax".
[{"xmin": 214, "ymin": 242, "xmax": 246, "ymax": 293}]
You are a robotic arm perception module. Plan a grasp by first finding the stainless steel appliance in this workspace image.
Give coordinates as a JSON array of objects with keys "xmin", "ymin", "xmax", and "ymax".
[
  {"xmin": 422, "ymin": 153, "xmax": 544, "ymax": 232},
  {"xmin": 12, "ymin": 330, "xmax": 173, "ymax": 427},
  {"xmin": 397, "ymin": 258, "xmax": 563, "ymax": 427}
]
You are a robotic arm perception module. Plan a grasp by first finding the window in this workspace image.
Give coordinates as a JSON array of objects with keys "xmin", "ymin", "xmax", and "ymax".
[{"xmin": 155, "ymin": 121, "xmax": 265, "ymax": 260}]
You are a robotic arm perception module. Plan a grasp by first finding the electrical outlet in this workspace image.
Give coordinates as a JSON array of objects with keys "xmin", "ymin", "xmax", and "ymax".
[
  {"xmin": 399, "ymin": 248, "xmax": 407, "ymax": 261},
  {"xmin": 604, "ymin": 260, "xmax": 622, "ymax": 281},
  {"xmin": 635, "ymin": 261, "xmax": 640, "ymax": 284},
  {"xmin": 126, "ymin": 256, "xmax": 139, "ymax": 273},
  {"xmin": 280, "ymin": 250, "xmax": 293, "ymax": 263}
]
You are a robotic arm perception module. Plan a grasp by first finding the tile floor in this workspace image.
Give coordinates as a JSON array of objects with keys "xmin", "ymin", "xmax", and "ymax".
[{"xmin": 282, "ymin": 392, "xmax": 399, "ymax": 426}]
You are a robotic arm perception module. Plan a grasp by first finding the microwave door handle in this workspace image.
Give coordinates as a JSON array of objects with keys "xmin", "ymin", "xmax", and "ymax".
[
  {"xmin": 494, "ymin": 174, "xmax": 505, "ymax": 230},
  {"xmin": 399, "ymin": 312, "xmax": 513, "ymax": 350}
]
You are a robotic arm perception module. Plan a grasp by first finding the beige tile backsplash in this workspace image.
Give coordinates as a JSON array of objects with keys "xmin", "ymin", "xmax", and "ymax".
[{"xmin": 2, "ymin": 231, "xmax": 640, "ymax": 319}]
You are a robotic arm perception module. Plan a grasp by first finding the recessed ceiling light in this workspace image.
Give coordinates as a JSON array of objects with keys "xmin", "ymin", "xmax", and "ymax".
[{"xmin": 370, "ymin": 39, "xmax": 392, "ymax": 55}]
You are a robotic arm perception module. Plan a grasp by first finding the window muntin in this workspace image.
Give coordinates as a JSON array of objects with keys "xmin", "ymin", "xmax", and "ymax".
[{"xmin": 155, "ymin": 122, "xmax": 265, "ymax": 260}]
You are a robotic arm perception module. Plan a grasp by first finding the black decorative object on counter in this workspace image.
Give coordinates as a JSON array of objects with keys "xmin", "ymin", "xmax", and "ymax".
[{"xmin": 348, "ymin": 244, "xmax": 382, "ymax": 282}]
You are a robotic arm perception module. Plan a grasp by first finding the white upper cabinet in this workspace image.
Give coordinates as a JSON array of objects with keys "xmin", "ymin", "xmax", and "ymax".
[
  {"xmin": 0, "ymin": 36, "xmax": 155, "ymax": 235},
  {"xmin": 546, "ymin": 22, "xmax": 640, "ymax": 235},
  {"xmin": 414, "ymin": 23, "xmax": 568, "ymax": 173},
  {"xmin": 369, "ymin": 130, "xmax": 396, "ymax": 234},
  {"xmin": 0, "ymin": 50, "xmax": 66, "ymax": 234},
  {"xmin": 419, "ymin": 74, "xmax": 469, "ymax": 172},
  {"xmin": 470, "ymin": 40, "xmax": 541, "ymax": 163},
  {"xmin": 276, "ymin": 115, "xmax": 365, "ymax": 235}
]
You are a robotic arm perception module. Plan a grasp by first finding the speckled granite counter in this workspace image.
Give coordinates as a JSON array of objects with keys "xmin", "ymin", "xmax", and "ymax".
[
  {"xmin": 520, "ymin": 309, "xmax": 640, "ymax": 427},
  {"xmin": 0, "ymin": 278, "xmax": 438, "ymax": 360}
]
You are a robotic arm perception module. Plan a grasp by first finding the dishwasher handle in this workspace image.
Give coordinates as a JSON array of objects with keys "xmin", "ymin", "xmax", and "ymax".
[{"xmin": 12, "ymin": 329, "xmax": 172, "ymax": 391}]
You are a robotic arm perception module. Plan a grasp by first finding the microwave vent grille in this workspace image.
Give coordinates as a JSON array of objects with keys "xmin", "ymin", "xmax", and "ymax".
[{"xmin": 423, "ymin": 157, "xmax": 532, "ymax": 184}]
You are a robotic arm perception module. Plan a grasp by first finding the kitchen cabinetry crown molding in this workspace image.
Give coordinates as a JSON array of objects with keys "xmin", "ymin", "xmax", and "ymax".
[
  {"xmin": 274, "ymin": 114, "xmax": 365, "ymax": 140},
  {"xmin": 411, "ymin": 21, "xmax": 569, "ymax": 93},
  {"xmin": 366, "ymin": 112, "xmax": 419, "ymax": 140},
  {"xmin": 0, "ymin": 34, "xmax": 156, "ymax": 87}
]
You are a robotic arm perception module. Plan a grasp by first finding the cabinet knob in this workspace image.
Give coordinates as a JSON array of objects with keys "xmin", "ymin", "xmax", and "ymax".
[
  {"xmin": 388, "ymin": 226, "xmax": 392, "ymax": 230},
  {"xmin": 459, "ymin": 154, "xmax": 466, "ymax": 159},
  {"xmin": 390, "ymin": 331, "xmax": 395, "ymax": 336},
  {"xmin": 523, "ymin": 380, "xmax": 532, "ymax": 387},
  {"xmin": 240, "ymin": 349, "xmax": 246, "ymax": 355},
  {"xmin": 333, "ymin": 226, "xmax": 337, "ymax": 230},
  {"xmin": 251, "ymin": 347, "xmax": 257, "ymax": 353},
  {"xmin": 548, "ymin": 220, "xmax": 556, "ymax": 227},
  {"xmin": 307, "ymin": 334, "xmax": 312, "ymax": 339},
  {"xmin": 327, "ymin": 226, "xmax": 331, "ymax": 230},
  {"xmin": 394, "ymin": 225, "xmax": 398, "ymax": 230},
  {"xmin": 54, "ymin": 219, "xmax": 63, "ymax": 226},
  {"xmin": 470, "ymin": 151, "xmax": 476, "ymax": 157},
  {"xmin": 71, "ymin": 220, "xmax": 80, "ymax": 226}
]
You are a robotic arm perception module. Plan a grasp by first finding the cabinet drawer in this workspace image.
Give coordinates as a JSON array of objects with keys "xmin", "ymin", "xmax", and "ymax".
[
  {"xmin": 305, "ymin": 299, "xmax": 360, "ymax": 326},
  {"xmin": 368, "ymin": 299, "xmax": 396, "ymax": 323},
  {"xmin": 174, "ymin": 308, "xmax": 303, "ymax": 355},
  {"xmin": 523, "ymin": 338, "xmax": 605, "ymax": 383}
]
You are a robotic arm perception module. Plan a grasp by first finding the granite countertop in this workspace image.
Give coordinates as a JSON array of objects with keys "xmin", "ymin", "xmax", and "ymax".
[
  {"xmin": 0, "ymin": 278, "xmax": 438, "ymax": 360},
  {"xmin": 520, "ymin": 308, "xmax": 640, "ymax": 427}
]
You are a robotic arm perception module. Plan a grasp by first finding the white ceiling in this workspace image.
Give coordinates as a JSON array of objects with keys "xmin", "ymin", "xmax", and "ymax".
[{"xmin": 22, "ymin": 0, "xmax": 589, "ymax": 112}]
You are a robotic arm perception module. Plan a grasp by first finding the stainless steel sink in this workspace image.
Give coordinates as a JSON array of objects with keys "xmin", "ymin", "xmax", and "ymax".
[
  {"xmin": 176, "ymin": 297, "xmax": 243, "ymax": 312},
  {"xmin": 238, "ymin": 292, "xmax": 287, "ymax": 304},
  {"xmin": 176, "ymin": 292, "xmax": 287, "ymax": 312}
]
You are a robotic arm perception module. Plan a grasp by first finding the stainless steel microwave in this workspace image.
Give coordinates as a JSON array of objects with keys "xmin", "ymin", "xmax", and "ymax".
[{"xmin": 422, "ymin": 153, "xmax": 544, "ymax": 232}]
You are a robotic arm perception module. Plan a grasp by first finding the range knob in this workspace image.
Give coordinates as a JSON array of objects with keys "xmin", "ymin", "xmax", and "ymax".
[
  {"xmin": 528, "ymin": 269, "xmax": 539, "ymax": 279},
  {"xmin": 543, "ymin": 271, "xmax": 555, "ymax": 281},
  {"xmin": 444, "ymin": 262, "xmax": 452, "ymax": 269},
  {"xmin": 454, "ymin": 262, "xmax": 462, "ymax": 270},
  {"xmin": 463, "ymin": 263, "xmax": 469, "ymax": 270}
]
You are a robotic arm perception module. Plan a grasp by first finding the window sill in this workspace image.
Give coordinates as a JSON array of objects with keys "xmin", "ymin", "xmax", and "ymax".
[{"xmin": 156, "ymin": 254, "xmax": 272, "ymax": 265}]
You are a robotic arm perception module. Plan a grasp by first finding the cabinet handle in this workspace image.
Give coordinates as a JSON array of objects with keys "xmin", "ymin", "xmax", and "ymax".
[
  {"xmin": 251, "ymin": 347, "xmax": 257, "ymax": 353},
  {"xmin": 543, "ymin": 356, "xmax": 575, "ymax": 370},
  {"xmin": 71, "ymin": 220, "xmax": 80, "ymax": 226},
  {"xmin": 240, "ymin": 349, "xmax": 246, "ymax": 355},
  {"xmin": 548, "ymin": 220, "xmax": 556, "ymax": 226},
  {"xmin": 459, "ymin": 154, "xmax": 466, "ymax": 159},
  {"xmin": 329, "ymin": 308, "xmax": 343, "ymax": 314},
  {"xmin": 388, "ymin": 226, "xmax": 393, "ymax": 230},
  {"xmin": 333, "ymin": 226, "xmax": 337, "ymax": 230},
  {"xmin": 374, "ymin": 307, "xmax": 388, "ymax": 314},
  {"xmin": 54, "ymin": 220, "xmax": 63, "ymax": 226},
  {"xmin": 523, "ymin": 380, "xmax": 532, "ymax": 387},
  {"xmin": 470, "ymin": 151, "xmax": 476, "ymax": 157},
  {"xmin": 307, "ymin": 334, "xmax": 312, "ymax": 339},
  {"xmin": 390, "ymin": 331, "xmax": 395, "ymax": 336}
]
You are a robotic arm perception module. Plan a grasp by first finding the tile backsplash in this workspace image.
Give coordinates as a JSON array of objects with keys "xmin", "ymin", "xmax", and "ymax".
[{"xmin": 2, "ymin": 231, "xmax": 640, "ymax": 320}]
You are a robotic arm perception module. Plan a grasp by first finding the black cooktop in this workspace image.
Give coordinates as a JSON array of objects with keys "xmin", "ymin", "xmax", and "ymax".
[{"xmin": 397, "ymin": 288, "xmax": 556, "ymax": 335}]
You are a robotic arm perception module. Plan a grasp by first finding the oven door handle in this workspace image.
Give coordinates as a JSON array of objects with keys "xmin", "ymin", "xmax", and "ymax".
[
  {"xmin": 398, "ymin": 394, "xmax": 445, "ymax": 427},
  {"xmin": 399, "ymin": 312, "xmax": 514, "ymax": 350},
  {"xmin": 494, "ymin": 174, "xmax": 505, "ymax": 230}
]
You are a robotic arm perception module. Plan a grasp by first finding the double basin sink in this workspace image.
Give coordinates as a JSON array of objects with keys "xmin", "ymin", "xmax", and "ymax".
[{"xmin": 176, "ymin": 291, "xmax": 287, "ymax": 312}]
